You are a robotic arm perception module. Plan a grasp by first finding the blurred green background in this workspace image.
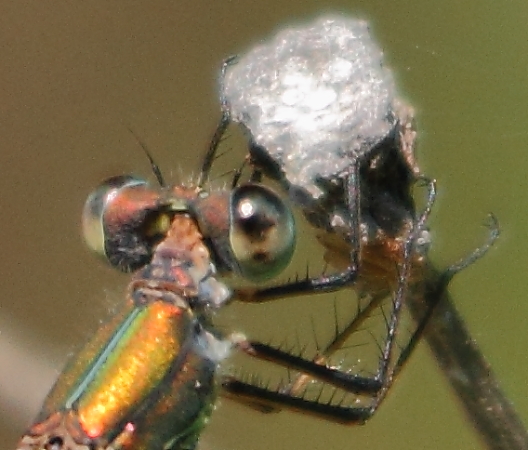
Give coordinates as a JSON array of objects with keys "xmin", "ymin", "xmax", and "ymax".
[{"xmin": 1, "ymin": 1, "xmax": 527, "ymax": 450}]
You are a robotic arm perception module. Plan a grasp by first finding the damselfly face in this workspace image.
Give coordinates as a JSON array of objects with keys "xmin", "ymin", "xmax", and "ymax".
[
  {"xmin": 16, "ymin": 176, "xmax": 296, "ymax": 450},
  {"xmin": 82, "ymin": 175, "xmax": 295, "ymax": 281}
]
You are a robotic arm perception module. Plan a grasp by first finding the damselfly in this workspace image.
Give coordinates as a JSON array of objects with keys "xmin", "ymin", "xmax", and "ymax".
[
  {"xmin": 13, "ymin": 19, "xmax": 501, "ymax": 450},
  {"xmin": 14, "ymin": 107, "xmax": 497, "ymax": 450}
]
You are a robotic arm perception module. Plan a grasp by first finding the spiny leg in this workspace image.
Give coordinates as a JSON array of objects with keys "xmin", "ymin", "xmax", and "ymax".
[
  {"xmin": 198, "ymin": 56, "xmax": 238, "ymax": 188},
  {"xmin": 221, "ymin": 180, "xmax": 439, "ymax": 423},
  {"xmin": 285, "ymin": 292, "xmax": 387, "ymax": 398},
  {"xmin": 392, "ymin": 213, "xmax": 500, "ymax": 380},
  {"xmin": 358, "ymin": 178, "xmax": 437, "ymax": 413}
]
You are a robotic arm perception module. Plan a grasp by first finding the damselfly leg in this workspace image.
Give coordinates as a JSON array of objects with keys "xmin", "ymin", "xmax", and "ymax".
[{"xmin": 197, "ymin": 82, "xmax": 499, "ymax": 423}]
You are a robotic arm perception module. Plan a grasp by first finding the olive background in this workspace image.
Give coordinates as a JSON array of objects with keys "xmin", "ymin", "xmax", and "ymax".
[{"xmin": 1, "ymin": 2, "xmax": 527, "ymax": 450}]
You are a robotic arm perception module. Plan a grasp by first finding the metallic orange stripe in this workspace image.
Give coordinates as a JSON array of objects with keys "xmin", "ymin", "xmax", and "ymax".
[{"xmin": 77, "ymin": 302, "xmax": 184, "ymax": 439}]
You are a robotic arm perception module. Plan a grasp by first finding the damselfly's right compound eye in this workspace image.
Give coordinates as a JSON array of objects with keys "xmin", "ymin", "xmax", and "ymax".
[{"xmin": 82, "ymin": 175, "xmax": 171, "ymax": 272}]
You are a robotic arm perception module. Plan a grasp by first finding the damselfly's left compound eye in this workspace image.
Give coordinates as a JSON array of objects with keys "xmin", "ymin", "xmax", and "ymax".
[
  {"xmin": 82, "ymin": 175, "xmax": 171, "ymax": 272},
  {"xmin": 229, "ymin": 184, "xmax": 295, "ymax": 282}
]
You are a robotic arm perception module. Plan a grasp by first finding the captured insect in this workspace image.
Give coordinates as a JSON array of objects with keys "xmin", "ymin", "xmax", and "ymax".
[
  {"xmin": 14, "ymin": 16, "xmax": 504, "ymax": 450},
  {"xmin": 220, "ymin": 15, "xmax": 526, "ymax": 449}
]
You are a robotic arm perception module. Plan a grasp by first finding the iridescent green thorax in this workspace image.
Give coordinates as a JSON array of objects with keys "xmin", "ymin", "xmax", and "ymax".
[{"xmin": 18, "ymin": 213, "xmax": 227, "ymax": 450}]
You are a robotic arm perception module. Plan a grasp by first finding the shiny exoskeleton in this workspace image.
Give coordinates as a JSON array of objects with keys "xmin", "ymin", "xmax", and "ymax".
[
  {"xmin": 17, "ymin": 176, "xmax": 295, "ymax": 450},
  {"xmin": 15, "ymin": 51, "xmax": 501, "ymax": 449}
]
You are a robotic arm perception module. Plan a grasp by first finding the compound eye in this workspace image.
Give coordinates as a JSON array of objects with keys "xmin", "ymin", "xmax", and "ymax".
[
  {"xmin": 229, "ymin": 184, "xmax": 295, "ymax": 282},
  {"xmin": 82, "ymin": 175, "xmax": 169, "ymax": 272}
]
